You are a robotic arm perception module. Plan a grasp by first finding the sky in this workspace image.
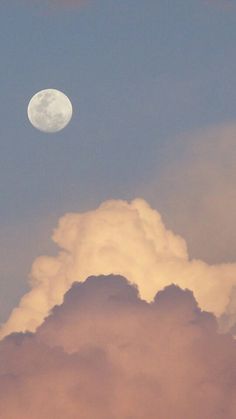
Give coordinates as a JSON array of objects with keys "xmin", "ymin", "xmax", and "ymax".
[
  {"xmin": 1, "ymin": 0, "xmax": 236, "ymax": 320},
  {"xmin": 0, "ymin": 0, "xmax": 236, "ymax": 416}
]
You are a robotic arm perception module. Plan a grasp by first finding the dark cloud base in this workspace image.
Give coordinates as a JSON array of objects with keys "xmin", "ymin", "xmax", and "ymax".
[{"xmin": 1, "ymin": 275, "xmax": 236, "ymax": 418}]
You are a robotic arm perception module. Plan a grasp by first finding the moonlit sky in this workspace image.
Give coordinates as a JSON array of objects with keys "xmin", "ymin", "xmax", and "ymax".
[{"xmin": 0, "ymin": 0, "xmax": 236, "ymax": 322}]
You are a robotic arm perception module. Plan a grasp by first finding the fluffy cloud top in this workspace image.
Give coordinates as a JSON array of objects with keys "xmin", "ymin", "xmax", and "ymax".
[
  {"xmin": 1, "ymin": 275, "xmax": 236, "ymax": 419},
  {"xmin": 1, "ymin": 198, "xmax": 236, "ymax": 338}
]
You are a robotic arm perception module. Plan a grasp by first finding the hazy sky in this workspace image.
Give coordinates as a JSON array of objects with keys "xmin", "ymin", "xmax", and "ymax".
[{"xmin": 1, "ymin": 1, "xmax": 236, "ymax": 321}]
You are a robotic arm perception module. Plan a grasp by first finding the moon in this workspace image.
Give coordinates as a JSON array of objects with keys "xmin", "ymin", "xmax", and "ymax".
[{"xmin": 27, "ymin": 89, "xmax": 73, "ymax": 133}]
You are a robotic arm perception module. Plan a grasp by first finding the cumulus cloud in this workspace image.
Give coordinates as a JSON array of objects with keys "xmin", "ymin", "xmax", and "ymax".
[
  {"xmin": 1, "ymin": 198, "xmax": 236, "ymax": 339},
  {"xmin": 1, "ymin": 275, "xmax": 236, "ymax": 419}
]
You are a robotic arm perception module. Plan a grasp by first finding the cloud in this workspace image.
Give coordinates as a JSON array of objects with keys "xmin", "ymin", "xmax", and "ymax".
[
  {"xmin": 148, "ymin": 122, "xmax": 236, "ymax": 264},
  {"xmin": 1, "ymin": 275, "xmax": 236, "ymax": 418},
  {"xmin": 1, "ymin": 198, "xmax": 236, "ymax": 339}
]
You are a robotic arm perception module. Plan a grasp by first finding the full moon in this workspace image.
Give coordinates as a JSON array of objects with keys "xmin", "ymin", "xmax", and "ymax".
[{"xmin": 27, "ymin": 89, "xmax": 73, "ymax": 133}]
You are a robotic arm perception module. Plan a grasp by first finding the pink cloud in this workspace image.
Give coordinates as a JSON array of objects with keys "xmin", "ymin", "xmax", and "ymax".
[{"xmin": 1, "ymin": 275, "xmax": 236, "ymax": 418}]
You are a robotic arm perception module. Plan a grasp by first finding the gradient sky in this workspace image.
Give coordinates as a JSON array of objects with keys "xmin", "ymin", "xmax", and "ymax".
[{"xmin": 1, "ymin": 0, "xmax": 236, "ymax": 321}]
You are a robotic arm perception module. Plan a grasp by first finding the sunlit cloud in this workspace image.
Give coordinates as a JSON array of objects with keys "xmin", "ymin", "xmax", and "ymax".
[{"xmin": 1, "ymin": 198, "xmax": 236, "ymax": 338}]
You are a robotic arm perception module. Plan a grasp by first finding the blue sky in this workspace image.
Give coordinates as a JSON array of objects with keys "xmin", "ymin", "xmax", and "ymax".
[{"xmin": 1, "ymin": 0, "xmax": 236, "ymax": 320}]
